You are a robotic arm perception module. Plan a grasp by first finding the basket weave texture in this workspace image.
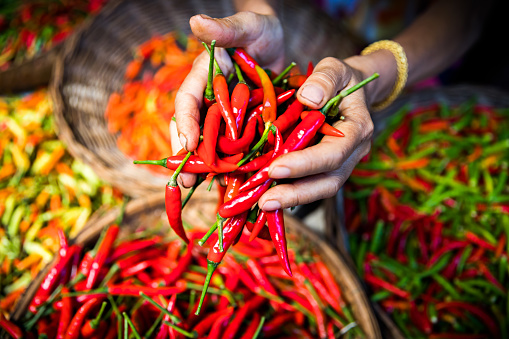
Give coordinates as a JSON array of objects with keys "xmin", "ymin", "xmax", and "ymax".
[
  {"xmin": 325, "ymin": 84, "xmax": 509, "ymax": 339},
  {"xmin": 11, "ymin": 189, "xmax": 381, "ymax": 338},
  {"xmin": 50, "ymin": 0, "xmax": 359, "ymax": 197}
]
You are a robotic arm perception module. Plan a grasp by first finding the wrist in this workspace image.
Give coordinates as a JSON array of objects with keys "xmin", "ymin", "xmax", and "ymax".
[{"xmin": 344, "ymin": 50, "xmax": 398, "ymax": 108}]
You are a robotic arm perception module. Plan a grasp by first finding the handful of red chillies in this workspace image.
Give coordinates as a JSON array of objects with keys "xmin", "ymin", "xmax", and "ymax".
[
  {"xmin": 6, "ymin": 216, "xmax": 361, "ymax": 338},
  {"xmin": 134, "ymin": 40, "xmax": 379, "ymax": 312},
  {"xmin": 345, "ymin": 99, "xmax": 509, "ymax": 338}
]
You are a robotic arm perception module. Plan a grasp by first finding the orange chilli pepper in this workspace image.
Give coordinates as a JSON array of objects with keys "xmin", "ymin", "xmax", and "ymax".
[{"xmin": 255, "ymin": 65, "xmax": 277, "ymax": 124}]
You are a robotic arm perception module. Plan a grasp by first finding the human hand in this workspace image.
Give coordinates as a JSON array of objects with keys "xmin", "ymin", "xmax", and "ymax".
[
  {"xmin": 170, "ymin": 11, "xmax": 284, "ymax": 187},
  {"xmin": 258, "ymin": 57, "xmax": 376, "ymax": 211}
]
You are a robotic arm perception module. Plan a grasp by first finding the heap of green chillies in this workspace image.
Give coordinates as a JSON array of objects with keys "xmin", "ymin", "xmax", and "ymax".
[{"xmin": 345, "ymin": 97, "xmax": 509, "ymax": 338}]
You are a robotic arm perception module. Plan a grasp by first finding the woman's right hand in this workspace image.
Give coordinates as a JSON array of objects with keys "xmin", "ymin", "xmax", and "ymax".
[{"xmin": 170, "ymin": 11, "xmax": 284, "ymax": 187}]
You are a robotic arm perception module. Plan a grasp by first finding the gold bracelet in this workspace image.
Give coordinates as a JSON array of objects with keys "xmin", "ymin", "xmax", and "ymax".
[{"xmin": 361, "ymin": 40, "xmax": 408, "ymax": 111}]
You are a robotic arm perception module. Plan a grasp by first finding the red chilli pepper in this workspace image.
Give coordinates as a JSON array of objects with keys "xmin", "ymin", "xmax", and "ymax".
[
  {"xmin": 85, "ymin": 225, "xmax": 119, "ymax": 289},
  {"xmin": 195, "ymin": 212, "xmax": 249, "ymax": 315},
  {"xmin": 246, "ymin": 258, "xmax": 278, "ymax": 296},
  {"xmin": 217, "ymin": 115, "xmax": 258, "ymax": 154},
  {"xmin": 225, "ymin": 174, "xmax": 245, "ymax": 202},
  {"xmin": 56, "ymin": 287, "xmax": 72, "ymax": 339},
  {"xmin": 266, "ymin": 209, "xmax": 292, "ymax": 276},
  {"xmin": 222, "ymin": 296, "xmax": 265, "ymax": 339},
  {"xmin": 165, "ymin": 237, "xmax": 194, "ymax": 285},
  {"xmin": 218, "ymin": 179, "xmax": 273, "ymax": 218},
  {"xmin": 213, "ymin": 68, "xmax": 237, "ymax": 141},
  {"xmin": 239, "ymin": 110, "xmax": 326, "ymax": 192},
  {"xmin": 236, "ymin": 150, "xmax": 274, "ymax": 173},
  {"xmin": 64, "ymin": 297, "xmax": 105, "ymax": 339},
  {"xmin": 364, "ymin": 274, "xmax": 410, "ymax": 299},
  {"xmin": 227, "ymin": 48, "xmax": 262, "ymax": 87},
  {"xmin": 249, "ymin": 90, "xmax": 295, "ymax": 118},
  {"xmin": 249, "ymin": 209, "xmax": 267, "ymax": 242},
  {"xmin": 239, "ymin": 313, "xmax": 262, "ymax": 339},
  {"xmin": 134, "ymin": 155, "xmax": 213, "ymax": 173},
  {"xmin": 164, "ymin": 152, "xmax": 192, "ymax": 244},
  {"xmin": 30, "ymin": 244, "xmax": 81, "ymax": 311},
  {"xmin": 465, "ymin": 231, "xmax": 496, "ymax": 251},
  {"xmin": 207, "ymin": 307, "xmax": 234, "ymax": 339},
  {"xmin": 268, "ymin": 99, "xmax": 303, "ymax": 144},
  {"xmin": 202, "ymin": 104, "xmax": 222, "ymax": 167},
  {"xmin": 232, "ymin": 62, "xmax": 251, "ymax": 131},
  {"xmin": 301, "ymin": 111, "xmax": 345, "ymax": 137},
  {"xmin": 0, "ymin": 314, "xmax": 23, "ymax": 339}
]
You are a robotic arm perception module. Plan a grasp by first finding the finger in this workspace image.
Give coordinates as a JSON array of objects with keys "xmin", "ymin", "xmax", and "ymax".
[
  {"xmin": 268, "ymin": 105, "xmax": 373, "ymax": 180},
  {"xmin": 190, "ymin": 12, "xmax": 284, "ymax": 70},
  {"xmin": 174, "ymin": 51, "xmax": 208, "ymax": 152},
  {"xmin": 296, "ymin": 57, "xmax": 352, "ymax": 109},
  {"xmin": 170, "ymin": 119, "xmax": 197, "ymax": 188},
  {"xmin": 259, "ymin": 152, "xmax": 362, "ymax": 211}
]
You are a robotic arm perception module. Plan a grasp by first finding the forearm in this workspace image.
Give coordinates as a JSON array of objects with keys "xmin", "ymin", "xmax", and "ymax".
[{"xmin": 346, "ymin": 0, "xmax": 493, "ymax": 106}]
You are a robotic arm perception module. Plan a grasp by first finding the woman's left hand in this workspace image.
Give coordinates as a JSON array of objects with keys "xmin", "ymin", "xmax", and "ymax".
[{"xmin": 259, "ymin": 56, "xmax": 376, "ymax": 211}]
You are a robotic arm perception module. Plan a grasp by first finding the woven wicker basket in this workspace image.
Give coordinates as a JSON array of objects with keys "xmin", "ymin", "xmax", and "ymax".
[
  {"xmin": 0, "ymin": 45, "xmax": 61, "ymax": 94},
  {"xmin": 50, "ymin": 0, "xmax": 359, "ymax": 198},
  {"xmin": 325, "ymin": 84, "xmax": 509, "ymax": 339},
  {"xmin": 10, "ymin": 188, "xmax": 381, "ymax": 338}
]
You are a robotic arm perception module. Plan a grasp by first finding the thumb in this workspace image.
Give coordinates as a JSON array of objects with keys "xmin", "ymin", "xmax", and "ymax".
[
  {"xmin": 189, "ymin": 12, "xmax": 283, "ymax": 69},
  {"xmin": 297, "ymin": 57, "xmax": 353, "ymax": 109}
]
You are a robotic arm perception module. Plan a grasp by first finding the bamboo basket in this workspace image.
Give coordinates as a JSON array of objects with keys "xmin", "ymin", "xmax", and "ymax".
[
  {"xmin": 50, "ymin": 0, "xmax": 359, "ymax": 198},
  {"xmin": 10, "ymin": 187, "xmax": 381, "ymax": 338},
  {"xmin": 325, "ymin": 84, "xmax": 509, "ymax": 339}
]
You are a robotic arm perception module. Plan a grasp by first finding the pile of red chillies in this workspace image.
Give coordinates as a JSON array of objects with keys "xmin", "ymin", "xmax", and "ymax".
[
  {"xmin": 2, "ymin": 216, "xmax": 362, "ymax": 338},
  {"xmin": 345, "ymin": 99, "xmax": 509, "ymax": 338},
  {"xmin": 134, "ymin": 40, "xmax": 379, "ymax": 313}
]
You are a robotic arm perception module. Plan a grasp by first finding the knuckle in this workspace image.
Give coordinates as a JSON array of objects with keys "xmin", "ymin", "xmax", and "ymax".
[
  {"xmin": 319, "ymin": 151, "xmax": 342, "ymax": 172},
  {"xmin": 311, "ymin": 69, "xmax": 339, "ymax": 93}
]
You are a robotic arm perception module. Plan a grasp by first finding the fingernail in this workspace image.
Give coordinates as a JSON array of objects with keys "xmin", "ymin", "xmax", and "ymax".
[
  {"xmin": 179, "ymin": 133, "xmax": 187, "ymax": 151},
  {"xmin": 200, "ymin": 14, "xmax": 212, "ymax": 19},
  {"xmin": 270, "ymin": 166, "xmax": 291, "ymax": 179},
  {"xmin": 262, "ymin": 200, "xmax": 281, "ymax": 211},
  {"xmin": 300, "ymin": 85, "xmax": 324, "ymax": 105}
]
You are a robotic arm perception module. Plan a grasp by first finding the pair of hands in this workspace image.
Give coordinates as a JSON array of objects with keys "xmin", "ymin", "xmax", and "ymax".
[{"xmin": 170, "ymin": 12, "xmax": 375, "ymax": 212}]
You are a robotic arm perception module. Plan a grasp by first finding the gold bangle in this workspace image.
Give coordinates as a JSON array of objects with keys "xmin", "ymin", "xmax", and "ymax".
[{"xmin": 361, "ymin": 40, "xmax": 408, "ymax": 111}]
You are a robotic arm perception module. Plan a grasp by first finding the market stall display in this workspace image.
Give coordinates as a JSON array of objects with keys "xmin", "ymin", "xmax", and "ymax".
[
  {"xmin": 344, "ymin": 86, "xmax": 509, "ymax": 338},
  {"xmin": 6, "ymin": 194, "xmax": 381, "ymax": 338},
  {"xmin": 0, "ymin": 89, "xmax": 124, "ymax": 314}
]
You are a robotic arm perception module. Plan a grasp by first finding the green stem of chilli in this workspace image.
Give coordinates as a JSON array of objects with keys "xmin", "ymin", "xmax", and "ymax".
[
  {"xmin": 203, "ymin": 41, "xmax": 222, "ymax": 75},
  {"xmin": 169, "ymin": 151, "xmax": 192, "ymax": 186},
  {"xmin": 272, "ymin": 62, "xmax": 296, "ymax": 86},
  {"xmin": 321, "ymin": 73, "xmax": 379, "ymax": 116}
]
